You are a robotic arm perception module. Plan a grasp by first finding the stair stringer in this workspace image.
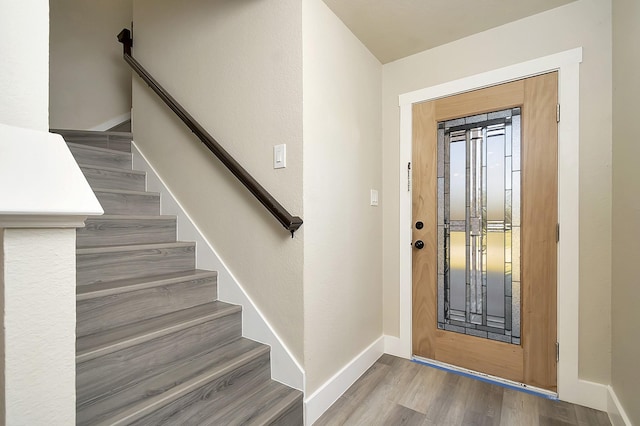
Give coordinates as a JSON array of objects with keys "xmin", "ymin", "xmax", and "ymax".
[{"xmin": 132, "ymin": 142, "xmax": 304, "ymax": 392}]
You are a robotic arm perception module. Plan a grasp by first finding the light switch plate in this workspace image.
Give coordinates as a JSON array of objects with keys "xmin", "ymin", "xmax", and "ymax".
[
  {"xmin": 274, "ymin": 144, "xmax": 286, "ymax": 169},
  {"xmin": 370, "ymin": 189, "xmax": 379, "ymax": 206}
]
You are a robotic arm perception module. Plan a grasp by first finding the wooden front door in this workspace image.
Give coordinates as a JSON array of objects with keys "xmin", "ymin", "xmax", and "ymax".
[{"xmin": 411, "ymin": 73, "xmax": 558, "ymax": 391}]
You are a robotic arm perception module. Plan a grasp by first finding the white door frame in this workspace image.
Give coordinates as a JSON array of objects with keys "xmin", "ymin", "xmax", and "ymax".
[{"xmin": 394, "ymin": 47, "xmax": 606, "ymax": 411}]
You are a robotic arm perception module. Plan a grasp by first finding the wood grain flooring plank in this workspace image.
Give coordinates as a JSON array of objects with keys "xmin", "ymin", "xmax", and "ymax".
[
  {"xmin": 266, "ymin": 394, "xmax": 304, "ymax": 426},
  {"xmin": 78, "ymin": 215, "xmax": 176, "ymax": 247},
  {"xmin": 80, "ymin": 164, "xmax": 145, "ymax": 191},
  {"xmin": 77, "ymin": 339, "xmax": 266, "ymax": 424},
  {"xmin": 538, "ymin": 398, "xmax": 579, "ymax": 425},
  {"xmin": 77, "ymin": 310, "xmax": 242, "ymax": 406},
  {"xmin": 77, "ymin": 302, "xmax": 239, "ymax": 361},
  {"xmin": 538, "ymin": 414, "xmax": 574, "ymax": 426},
  {"xmin": 342, "ymin": 396, "xmax": 397, "ymax": 426},
  {"xmin": 396, "ymin": 362, "xmax": 446, "ymax": 414},
  {"xmin": 378, "ymin": 353, "xmax": 397, "ymax": 366},
  {"xmin": 314, "ymin": 396, "xmax": 360, "ymax": 426},
  {"xmin": 67, "ymin": 142, "xmax": 132, "ymax": 169},
  {"xmin": 574, "ymin": 404, "xmax": 612, "ymax": 426},
  {"xmin": 383, "ymin": 405, "xmax": 426, "ymax": 426},
  {"xmin": 76, "ymin": 269, "xmax": 216, "ymax": 300},
  {"xmin": 423, "ymin": 371, "xmax": 470, "ymax": 425},
  {"xmin": 318, "ymin": 356, "xmax": 611, "ymax": 426},
  {"xmin": 77, "ymin": 275, "xmax": 217, "ymax": 337},
  {"xmin": 76, "ymin": 242, "xmax": 195, "ymax": 286},
  {"xmin": 342, "ymin": 362, "xmax": 391, "ymax": 403},
  {"xmin": 379, "ymin": 357, "xmax": 425, "ymax": 404},
  {"xmin": 93, "ymin": 188, "xmax": 160, "ymax": 216},
  {"xmin": 460, "ymin": 379, "xmax": 504, "ymax": 426},
  {"xmin": 499, "ymin": 388, "xmax": 540, "ymax": 426},
  {"xmin": 128, "ymin": 361, "xmax": 273, "ymax": 426},
  {"xmin": 53, "ymin": 129, "xmax": 133, "ymax": 152}
]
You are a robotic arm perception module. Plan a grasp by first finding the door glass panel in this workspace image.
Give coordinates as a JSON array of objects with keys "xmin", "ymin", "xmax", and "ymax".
[
  {"xmin": 449, "ymin": 137, "xmax": 466, "ymax": 221},
  {"xmin": 437, "ymin": 108, "xmax": 521, "ymax": 345},
  {"xmin": 449, "ymin": 231, "xmax": 467, "ymax": 314}
]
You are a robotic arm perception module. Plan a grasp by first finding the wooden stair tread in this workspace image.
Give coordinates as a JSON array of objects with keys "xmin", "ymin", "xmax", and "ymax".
[
  {"xmin": 54, "ymin": 129, "xmax": 132, "ymax": 152},
  {"xmin": 76, "ymin": 301, "xmax": 240, "ymax": 363},
  {"xmin": 92, "ymin": 187, "xmax": 159, "ymax": 196},
  {"xmin": 229, "ymin": 380, "xmax": 303, "ymax": 426},
  {"xmin": 52, "ymin": 128, "xmax": 133, "ymax": 137},
  {"xmin": 153, "ymin": 374, "xmax": 302, "ymax": 426},
  {"xmin": 66, "ymin": 141, "xmax": 131, "ymax": 155},
  {"xmin": 77, "ymin": 269, "xmax": 217, "ymax": 300},
  {"xmin": 59, "ymin": 127, "xmax": 303, "ymax": 424},
  {"xmin": 84, "ymin": 214, "xmax": 176, "ymax": 221},
  {"xmin": 77, "ymin": 338, "xmax": 268, "ymax": 425},
  {"xmin": 76, "ymin": 240, "xmax": 193, "ymax": 255},
  {"xmin": 78, "ymin": 163, "xmax": 145, "ymax": 175}
]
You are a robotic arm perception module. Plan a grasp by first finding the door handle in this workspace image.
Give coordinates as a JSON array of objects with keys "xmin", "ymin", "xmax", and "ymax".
[{"xmin": 414, "ymin": 240, "xmax": 424, "ymax": 249}]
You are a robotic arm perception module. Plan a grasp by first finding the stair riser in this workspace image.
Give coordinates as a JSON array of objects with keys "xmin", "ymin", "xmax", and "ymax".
[
  {"xmin": 57, "ymin": 133, "xmax": 132, "ymax": 152},
  {"xmin": 94, "ymin": 191, "xmax": 160, "ymax": 216},
  {"xmin": 77, "ymin": 245, "xmax": 195, "ymax": 286},
  {"xmin": 77, "ymin": 277, "xmax": 217, "ymax": 337},
  {"xmin": 77, "ymin": 218, "xmax": 176, "ymax": 247},
  {"xmin": 77, "ymin": 340, "xmax": 266, "ymax": 425},
  {"xmin": 77, "ymin": 311, "xmax": 242, "ymax": 406},
  {"xmin": 81, "ymin": 167, "xmax": 145, "ymax": 192},
  {"xmin": 131, "ymin": 354, "xmax": 271, "ymax": 425},
  {"xmin": 68, "ymin": 144, "xmax": 131, "ymax": 169}
]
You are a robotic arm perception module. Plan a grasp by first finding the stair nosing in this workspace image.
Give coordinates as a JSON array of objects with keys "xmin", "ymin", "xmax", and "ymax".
[
  {"xmin": 79, "ymin": 164, "xmax": 146, "ymax": 175},
  {"xmin": 76, "ymin": 303, "xmax": 241, "ymax": 364},
  {"xmin": 94, "ymin": 344, "xmax": 270, "ymax": 426},
  {"xmin": 92, "ymin": 187, "xmax": 159, "ymax": 196},
  {"xmin": 77, "ymin": 269, "xmax": 217, "ymax": 301},
  {"xmin": 76, "ymin": 241, "xmax": 194, "ymax": 255},
  {"xmin": 52, "ymin": 128, "xmax": 132, "ymax": 137},
  {"xmin": 66, "ymin": 142, "xmax": 132, "ymax": 156},
  {"xmin": 248, "ymin": 388, "xmax": 303, "ymax": 425},
  {"xmin": 84, "ymin": 214, "xmax": 176, "ymax": 221}
]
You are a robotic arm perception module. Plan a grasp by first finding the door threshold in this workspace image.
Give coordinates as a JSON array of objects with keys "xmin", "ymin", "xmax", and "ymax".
[{"xmin": 411, "ymin": 355, "xmax": 558, "ymax": 400}]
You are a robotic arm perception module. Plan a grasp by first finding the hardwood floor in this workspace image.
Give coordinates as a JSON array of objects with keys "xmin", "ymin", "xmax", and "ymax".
[{"xmin": 315, "ymin": 355, "xmax": 610, "ymax": 426}]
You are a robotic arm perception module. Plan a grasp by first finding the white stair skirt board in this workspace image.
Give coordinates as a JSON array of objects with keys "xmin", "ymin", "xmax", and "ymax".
[
  {"xmin": 412, "ymin": 356, "xmax": 558, "ymax": 400},
  {"xmin": 131, "ymin": 142, "xmax": 304, "ymax": 392},
  {"xmin": 304, "ymin": 336, "xmax": 384, "ymax": 425},
  {"xmin": 607, "ymin": 386, "xmax": 633, "ymax": 426},
  {"xmin": 89, "ymin": 111, "xmax": 132, "ymax": 132},
  {"xmin": 396, "ymin": 48, "xmax": 609, "ymax": 412}
]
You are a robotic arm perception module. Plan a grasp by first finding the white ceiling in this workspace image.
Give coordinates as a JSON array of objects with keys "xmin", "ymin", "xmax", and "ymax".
[{"xmin": 321, "ymin": 0, "xmax": 576, "ymax": 64}]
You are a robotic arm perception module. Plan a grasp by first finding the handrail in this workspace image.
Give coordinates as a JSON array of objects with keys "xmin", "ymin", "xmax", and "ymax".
[{"xmin": 117, "ymin": 29, "xmax": 303, "ymax": 237}]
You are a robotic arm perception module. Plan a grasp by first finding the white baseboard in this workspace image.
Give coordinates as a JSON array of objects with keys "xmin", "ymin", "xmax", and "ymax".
[
  {"xmin": 304, "ymin": 336, "xmax": 384, "ymax": 425},
  {"xmin": 384, "ymin": 335, "xmax": 410, "ymax": 359},
  {"xmin": 562, "ymin": 379, "xmax": 609, "ymax": 412},
  {"xmin": 608, "ymin": 386, "xmax": 632, "ymax": 426},
  {"xmin": 131, "ymin": 142, "xmax": 304, "ymax": 391},
  {"xmin": 89, "ymin": 112, "xmax": 131, "ymax": 131}
]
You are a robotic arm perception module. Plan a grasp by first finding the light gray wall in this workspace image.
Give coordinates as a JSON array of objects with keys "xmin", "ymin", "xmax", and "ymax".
[
  {"xmin": 0, "ymin": 0, "xmax": 49, "ymax": 130},
  {"xmin": 302, "ymin": 0, "xmax": 383, "ymax": 394},
  {"xmin": 381, "ymin": 0, "xmax": 613, "ymax": 385},
  {"xmin": 50, "ymin": 0, "xmax": 132, "ymax": 129},
  {"xmin": 131, "ymin": 0, "xmax": 305, "ymax": 363},
  {"xmin": 611, "ymin": 0, "xmax": 640, "ymax": 423}
]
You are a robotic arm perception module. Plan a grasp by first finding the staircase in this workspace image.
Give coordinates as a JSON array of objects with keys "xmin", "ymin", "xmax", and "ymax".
[{"xmin": 53, "ymin": 129, "xmax": 303, "ymax": 425}]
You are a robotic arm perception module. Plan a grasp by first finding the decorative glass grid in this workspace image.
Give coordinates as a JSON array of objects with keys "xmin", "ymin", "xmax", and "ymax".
[{"xmin": 437, "ymin": 108, "xmax": 521, "ymax": 345}]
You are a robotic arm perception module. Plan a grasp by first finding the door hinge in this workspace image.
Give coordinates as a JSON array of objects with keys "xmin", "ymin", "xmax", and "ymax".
[
  {"xmin": 556, "ymin": 342, "xmax": 560, "ymax": 362},
  {"xmin": 556, "ymin": 223, "xmax": 560, "ymax": 243},
  {"xmin": 407, "ymin": 162, "xmax": 412, "ymax": 192},
  {"xmin": 556, "ymin": 104, "xmax": 561, "ymax": 123}
]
